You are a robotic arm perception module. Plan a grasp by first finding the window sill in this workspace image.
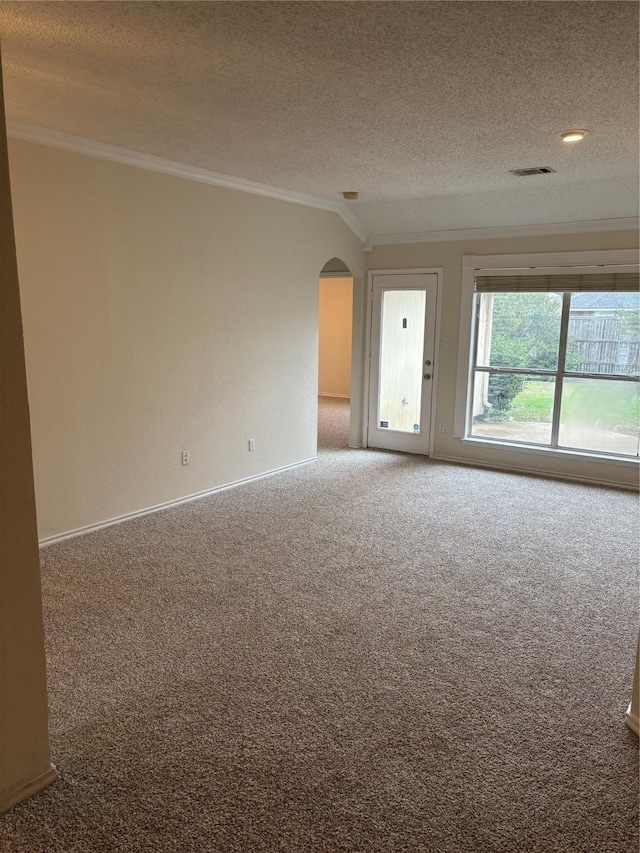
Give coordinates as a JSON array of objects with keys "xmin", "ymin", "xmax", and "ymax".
[{"xmin": 460, "ymin": 436, "xmax": 639, "ymax": 468}]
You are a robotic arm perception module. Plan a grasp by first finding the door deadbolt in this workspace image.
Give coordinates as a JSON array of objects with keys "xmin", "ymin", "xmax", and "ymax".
[{"xmin": 425, "ymin": 360, "xmax": 432, "ymax": 366}]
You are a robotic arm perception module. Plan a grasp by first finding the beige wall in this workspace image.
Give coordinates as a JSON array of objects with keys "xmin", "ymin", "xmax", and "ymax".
[
  {"xmin": 369, "ymin": 230, "xmax": 640, "ymax": 489},
  {"xmin": 0, "ymin": 65, "xmax": 54, "ymax": 811},
  {"xmin": 8, "ymin": 139, "xmax": 365, "ymax": 540},
  {"xmin": 318, "ymin": 277, "xmax": 353, "ymax": 398},
  {"xmin": 7, "ymin": 134, "xmax": 637, "ymax": 547}
]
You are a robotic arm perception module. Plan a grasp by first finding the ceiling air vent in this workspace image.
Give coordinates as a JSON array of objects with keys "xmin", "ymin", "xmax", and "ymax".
[{"xmin": 509, "ymin": 166, "xmax": 556, "ymax": 177}]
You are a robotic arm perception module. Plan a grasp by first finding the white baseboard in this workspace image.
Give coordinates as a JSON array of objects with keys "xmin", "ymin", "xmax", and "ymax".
[
  {"xmin": 430, "ymin": 452, "xmax": 639, "ymax": 492},
  {"xmin": 318, "ymin": 392, "xmax": 351, "ymax": 399},
  {"xmin": 626, "ymin": 702, "xmax": 639, "ymax": 736},
  {"xmin": 348, "ymin": 443, "xmax": 362, "ymax": 449},
  {"xmin": 0, "ymin": 765, "xmax": 58, "ymax": 814},
  {"xmin": 39, "ymin": 457, "xmax": 318, "ymax": 547}
]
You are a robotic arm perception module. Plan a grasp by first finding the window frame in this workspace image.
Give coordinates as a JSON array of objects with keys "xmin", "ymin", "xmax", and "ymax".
[{"xmin": 454, "ymin": 250, "xmax": 640, "ymax": 463}]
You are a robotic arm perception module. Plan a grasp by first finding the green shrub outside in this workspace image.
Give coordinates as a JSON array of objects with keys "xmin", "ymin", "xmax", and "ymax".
[{"xmin": 485, "ymin": 293, "xmax": 580, "ymax": 417}]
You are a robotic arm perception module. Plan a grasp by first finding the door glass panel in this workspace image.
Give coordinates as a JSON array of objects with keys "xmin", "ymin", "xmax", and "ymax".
[
  {"xmin": 378, "ymin": 289, "xmax": 426, "ymax": 433},
  {"xmin": 558, "ymin": 377, "xmax": 639, "ymax": 456}
]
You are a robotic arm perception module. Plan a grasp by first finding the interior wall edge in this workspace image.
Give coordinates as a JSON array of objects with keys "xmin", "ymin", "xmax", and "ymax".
[
  {"xmin": 0, "ymin": 767, "xmax": 58, "ymax": 816},
  {"xmin": 0, "ymin": 53, "xmax": 54, "ymax": 812}
]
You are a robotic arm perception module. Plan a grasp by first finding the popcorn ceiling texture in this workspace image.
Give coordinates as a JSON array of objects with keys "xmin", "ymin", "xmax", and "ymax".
[
  {"xmin": 0, "ymin": 1, "xmax": 637, "ymax": 234},
  {"xmin": 0, "ymin": 398, "xmax": 637, "ymax": 851}
]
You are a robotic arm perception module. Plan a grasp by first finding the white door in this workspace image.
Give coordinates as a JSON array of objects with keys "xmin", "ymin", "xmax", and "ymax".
[{"xmin": 367, "ymin": 273, "xmax": 438, "ymax": 454}]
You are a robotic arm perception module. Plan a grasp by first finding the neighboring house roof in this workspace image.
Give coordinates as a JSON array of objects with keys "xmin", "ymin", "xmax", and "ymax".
[{"xmin": 570, "ymin": 292, "xmax": 640, "ymax": 311}]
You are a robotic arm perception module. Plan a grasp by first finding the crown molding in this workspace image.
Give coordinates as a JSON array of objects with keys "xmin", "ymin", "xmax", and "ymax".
[
  {"xmin": 6, "ymin": 120, "xmax": 368, "ymax": 243},
  {"xmin": 336, "ymin": 204, "xmax": 368, "ymax": 242},
  {"xmin": 365, "ymin": 217, "xmax": 640, "ymax": 250},
  {"xmin": 8, "ymin": 122, "xmax": 635, "ymax": 249}
]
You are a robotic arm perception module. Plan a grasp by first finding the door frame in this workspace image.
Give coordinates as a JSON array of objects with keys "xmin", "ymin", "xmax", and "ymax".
[{"xmin": 363, "ymin": 268, "xmax": 444, "ymax": 454}]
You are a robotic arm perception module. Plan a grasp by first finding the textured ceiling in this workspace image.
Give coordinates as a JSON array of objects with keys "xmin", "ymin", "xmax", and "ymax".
[{"xmin": 0, "ymin": 1, "xmax": 638, "ymax": 238}]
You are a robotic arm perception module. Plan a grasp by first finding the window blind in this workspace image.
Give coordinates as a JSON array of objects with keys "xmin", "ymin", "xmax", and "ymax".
[{"xmin": 475, "ymin": 272, "xmax": 640, "ymax": 293}]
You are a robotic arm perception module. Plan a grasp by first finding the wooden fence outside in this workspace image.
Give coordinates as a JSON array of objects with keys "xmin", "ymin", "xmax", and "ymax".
[{"xmin": 568, "ymin": 316, "xmax": 640, "ymax": 376}]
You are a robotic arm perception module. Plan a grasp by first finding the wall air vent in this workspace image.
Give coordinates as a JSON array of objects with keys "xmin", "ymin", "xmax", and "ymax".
[{"xmin": 509, "ymin": 166, "xmax": 557, "ymax": 176}]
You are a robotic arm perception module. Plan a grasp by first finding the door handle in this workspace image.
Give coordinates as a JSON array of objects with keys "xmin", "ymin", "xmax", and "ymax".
[{"xmin": 424, "ymin": 373, "xmax": 431, "ymax": 380}]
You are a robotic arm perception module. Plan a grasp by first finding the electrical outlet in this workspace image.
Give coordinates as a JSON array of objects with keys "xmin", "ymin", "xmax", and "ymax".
[
  {"xmin": 181, "ymin": 450, "xmax": 190, "ymax": 465},
  {"xmin": 438, "ymin": 423, "xmax": 446, "ymax": 433},
  {"xmin": 248, "ymin": 438, "xmax": 256, "ymax": 452}
]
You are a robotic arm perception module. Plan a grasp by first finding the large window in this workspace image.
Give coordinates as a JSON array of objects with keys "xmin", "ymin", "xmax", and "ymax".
[{"xmin": 467, "ymin": 272, "xmax": 639, "ymax": 458}]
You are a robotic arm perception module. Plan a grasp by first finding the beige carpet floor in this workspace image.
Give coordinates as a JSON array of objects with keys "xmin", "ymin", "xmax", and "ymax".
[{"xmin": 1, "ymin": 396, "xmax": 638, "ymax": 852}]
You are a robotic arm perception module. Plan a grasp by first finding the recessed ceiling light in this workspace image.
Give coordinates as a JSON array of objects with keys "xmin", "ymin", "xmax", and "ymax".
[
  {"xmin": 561, "ymin": 130, "xmax": 589, "ymax": 143},
  {"xmin": 342, "ymin": 191, "xmax": 359, "ymax": 200}
]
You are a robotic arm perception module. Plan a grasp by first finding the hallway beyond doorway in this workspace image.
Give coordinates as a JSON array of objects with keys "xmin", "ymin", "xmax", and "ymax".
[{"xmin": 318, "ymin": 395, "xmax": 350, "ymax": 450}]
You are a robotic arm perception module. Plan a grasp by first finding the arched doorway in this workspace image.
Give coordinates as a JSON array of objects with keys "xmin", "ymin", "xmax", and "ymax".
[{"xmin": 318, "ymin": 258, "xmax": 353, "ymax": 450}]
